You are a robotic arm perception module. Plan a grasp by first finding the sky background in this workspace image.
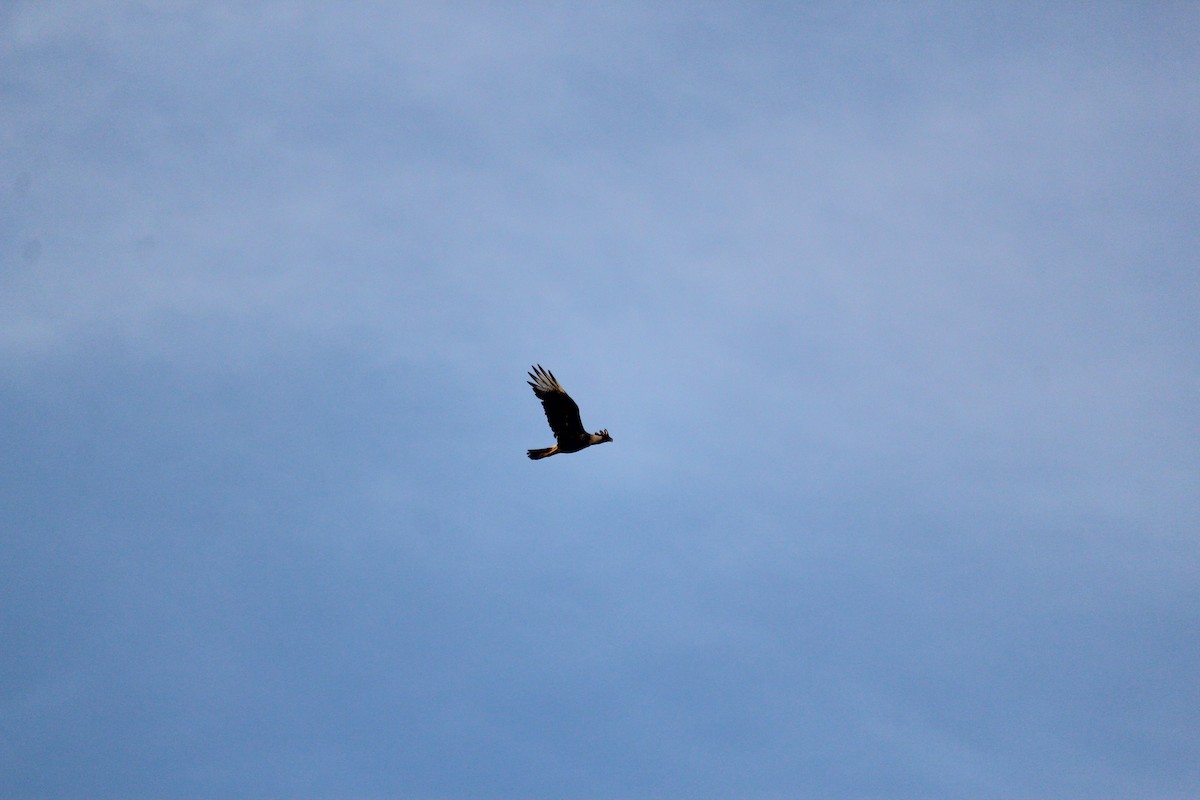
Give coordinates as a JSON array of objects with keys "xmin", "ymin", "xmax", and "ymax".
[{"xmin": 2, "ymin": 2, "xmax": 1198, "ymax": 798}]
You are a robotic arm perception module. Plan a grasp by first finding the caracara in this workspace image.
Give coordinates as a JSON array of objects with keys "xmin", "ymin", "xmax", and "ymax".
[{"xmin": 525, "ymin": 364, "xmax": 612, "ymax": 460}]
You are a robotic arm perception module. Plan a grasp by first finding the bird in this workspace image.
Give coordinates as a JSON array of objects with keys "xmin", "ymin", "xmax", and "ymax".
[{"xmin": 525, "ymin": 364, "xmax": 612, "ymax": 460}]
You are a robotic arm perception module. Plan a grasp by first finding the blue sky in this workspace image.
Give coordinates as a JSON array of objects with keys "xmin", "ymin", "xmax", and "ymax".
[{"xmin": 2, "ymin": 2, "xmax": 1198, "ymax": 798}]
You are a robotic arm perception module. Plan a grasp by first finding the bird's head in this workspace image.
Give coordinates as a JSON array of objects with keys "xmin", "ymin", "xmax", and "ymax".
[{"xmin": 598, "ymin": 429, "xmax": 613, "ymax": 443}]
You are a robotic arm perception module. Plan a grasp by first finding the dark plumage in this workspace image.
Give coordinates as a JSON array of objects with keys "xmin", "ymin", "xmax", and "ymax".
[{"xmin": 526, "ymin": 364, "xmax": 612, "ymax": 460}]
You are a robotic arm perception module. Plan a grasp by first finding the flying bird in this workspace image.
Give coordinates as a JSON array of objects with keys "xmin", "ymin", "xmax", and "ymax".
[{"xmin": 526, "ymin": 364, "xmax": 612, "ymax": 460}]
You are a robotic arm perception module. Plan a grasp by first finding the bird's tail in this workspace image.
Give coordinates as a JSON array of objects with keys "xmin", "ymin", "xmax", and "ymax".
[{"xmin": 527, "ymin": 446, "xmax": 557, "ymax": 460}]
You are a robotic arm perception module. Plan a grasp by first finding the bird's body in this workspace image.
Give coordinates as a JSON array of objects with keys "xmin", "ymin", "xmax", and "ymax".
[{"xmin": 526, "ymin": 364, "xmax": 612, "ymax": 459}]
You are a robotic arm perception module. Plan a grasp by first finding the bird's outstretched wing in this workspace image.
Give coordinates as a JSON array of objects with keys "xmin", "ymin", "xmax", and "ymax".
[{"xmin": 527, "ymin": 364, "xmax": 586, "ymax": 440}]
